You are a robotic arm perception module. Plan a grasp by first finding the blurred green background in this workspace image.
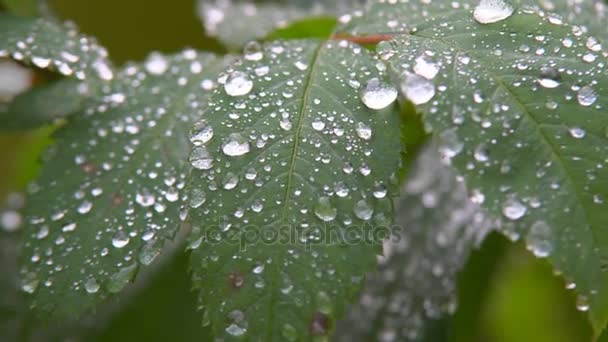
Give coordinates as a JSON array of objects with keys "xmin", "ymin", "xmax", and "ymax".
[{"xmin": 0, "ymin": 0, "xmax": 597, "ymax": 341}]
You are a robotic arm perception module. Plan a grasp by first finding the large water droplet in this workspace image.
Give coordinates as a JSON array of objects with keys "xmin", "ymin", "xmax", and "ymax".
[
  {"xmin": 222, "ymin": 133, "xmax": 251, "ymax": 157},
  {"xmin": 537, "ymin": 67, "xmax": 561, "ymax": 88},
  {"xmin": 190, "ymin": 120, "xmax": 214, "ymax": 145},
  {"xmin": 502, "ymin": 198, "xmax": 527, "ymax": 220},
  {"xmin": 314, "ymin": 197, "xmax": 337, "ymax": 222},
  {"xmin": 225, "ymin": 71, "xmax": 253, "ymax": 96},
  {"xmin": 569, "ymin": 127, "xmax": 586, "ymax": 139},
  {"xmin": 112, "ymin": 231, "xmax": 130, "ymax": 248},
  {"xmin": 577, "ymin": 85, "xmax": 597, "ymax": 106},
  {"xmin": 473, "ymin": 0, "xmax": 515, "ymax": 24},
  {"xmin": 189, "ymin": 188, "xmax": 206, "ymax": 208},
  {"xmin": 414, "ymin": 55, "xmax": 440, "ymax": 80},
  {"xmin": 354, "ymin": 200, "xmax": 373, "ymax": 221},
  {"xmin": 360, "ymin": 77, "xmax": 398, "ymax": 110},
  {"xmin": 400, "ymin": 72, "xmax": 435, "ymax": 105},
  {"xmin": 225, "ymin": 310, "xmax": 248, "ymax": 336},
  {"xmin": 355, "ymin": 122, "xmax": 373, "ymax": 140},
  {"xmin": 190, "ymin": 146, "xmax": 214, "ymax": 170},
  {"xmin": 84, "ymin": 277, "xmax": 100, "ymax": 294},
  {"xmin": 243, "ymin": 41, "xmax": 263, "ymax": 61},
  {"xmin": 525, "ymin": 220, "xmax": 553, "ymax": 258}
]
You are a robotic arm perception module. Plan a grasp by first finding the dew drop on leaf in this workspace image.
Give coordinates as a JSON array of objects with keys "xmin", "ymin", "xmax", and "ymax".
[
  {"xmin": 243, "ymin": 41, "xmax": 263, "ymax": 61},
  {"xmin": 84, "ymin": 278, "xmax": 100, "ymax": 294},
  {"xmin": 473, "ymin": 0, "xmax": 515, "ymax": 24},
  {"xmin": 354, "ymin": 200, "xmax": 373, "ymax": 221},
  {"xmin": 525, "ymin": 221, "xmax": 554, "ymax": 258},
  {"xmin": 190, "ymin": 146, "xmax": 214, "ymax": 170},
  {"xmin": 537, "ymin": 67, "xmax": 561, "ymax": 88},
  {"xmin": 314, "ymin": 197, "xmax": 337, "ymax": 222},
  {"xmin": 502, "ymin": 198, "xmax": 527, "ymax": 220},
  {"xmin": 400, "ymin": 72, "xmax": 435, "ymax": 105},
  {"xmin": 577, "ymin": 85, "xmax": 597, "ymax": 106},
  {"xmin": 112, "ymin": 231, "xmax": 130, "ymax": 249},
  {"xmin": 569, "ymin": 127, "xmax": 586, "ymax": 139},
  {"xmin": 190, "ymin": 120, "xmax": 214, "ymax": 145},
  {"xmin": 356, "ymin": 122, "xmax": 373, "ymax": 140},
  {"xmin": 225, "ymin": 310, "xmax": 248, "ymax": 336},
  {"xmin": 360, "ymin": 77, "xmax": 397, "ymax": 110},
  {"xmin": 224, "ymin": 71, "xmax": 253, "ymax": 96},
  {"xmin": 222, "ymin": 133, "xmax": 251, "ymax": 157}
]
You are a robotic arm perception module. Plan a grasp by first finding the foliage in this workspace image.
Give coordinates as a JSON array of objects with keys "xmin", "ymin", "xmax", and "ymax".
[{"xmin": 0, "ymin": 0, "xmax": 607, "ymax": 341}]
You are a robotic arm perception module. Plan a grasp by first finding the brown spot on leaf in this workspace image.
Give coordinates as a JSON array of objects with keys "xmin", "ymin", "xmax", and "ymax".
[
  {"xmin": 112, "ymin": 193, "xmax": 124, "ymax": 206},
  {"xmin": 227, "ymin": 271, "xmax": 245, "ymax": 289},
  {"xmin": 81, "ymin": 161, "xmax": 97, "ymax": 174}
]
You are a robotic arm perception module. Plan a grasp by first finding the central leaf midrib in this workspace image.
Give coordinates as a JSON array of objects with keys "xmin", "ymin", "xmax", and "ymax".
[{"xmin": 264, "ymin": 41, "xmax": 324, "ymax": 340}]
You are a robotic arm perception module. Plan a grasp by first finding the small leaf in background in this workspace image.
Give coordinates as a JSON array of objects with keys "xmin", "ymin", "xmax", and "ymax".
[
  {"xmin": 197, "ymin": 0, "xmax": 364, "ymax": 49},
  {"xmin": 187, "ymin": 39, "xmax": 403, "ymax": 340},
  {"xmin": 0, "ymin": 78, "xmax": 91, "ymax": 130},
  {"xmin": 340, "ymin": 0, "xmax": 608, "ymax": 334},
  {"xmin": 19, "ymin": 51, "xmax": 231, "ymax": 318},
  {"xmin": 335, "ymin": 144, "xmax": 493, "ymax": 341},
  {"xmin": 0, "ymin": 13, "xmax": 114, "ymax": 81},
  {"xmin": 1, "ymin": 0, "xmax": 39, "ymax": 17}
]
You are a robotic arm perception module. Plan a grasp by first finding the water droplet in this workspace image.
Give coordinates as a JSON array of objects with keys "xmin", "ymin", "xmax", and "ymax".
[
  {"xmin": 189, "ymin": 188, "xmax": 206, "ymax": 208},
  {"xmin": 190, "ymin": 120, "xmax": 214, "ymax": 145},
  {"xmin": 77, "ymin": 201, "xmax": 93, "ymax": 214},
  {"xmin": 356, "ymin": 122, "xmax": 372, "ymax": 140},
  {"xmin": 414, "ymin": 55, "xmax": 440, "ymax": 80},
  {"xmin": 222, "ymin": 133, "xmax": 251, "ymax": 157},
  {"xmin": 400, "ymin": 72, "xmax": 435, "ymax": 105},
  {"xmin": 335, "ymin": 182, "xmax": 349, "ymax": 197},
  {"xmin": 112, "ymin": 231, "xmax": 130, "ymax": 248},
  {"xmin": 225, "ymin": 71, "xmax": 253, "ymax": 96},
  {"xmin": 360, "ymin": 77, "xmax": 398, "ymax": 110},
  {"xmin": 569, "ymin": 127, "xmax": 586, "ymax": 139},
  {"xmin": 526, "ymin": 220, "xmax": 554, "ymax": 258},
  {"xmin": 243, "ymin": 41, "xmax": 263, "ymax": 61},
  {"xmin": 223, "ymin": 173, "xmax": 239, "ymax": 190},
  {"xmin": 139, "ymin": 243, "xmax": 161, "ymax": 266},
  {"xmin": 145, "ymin": 53, "xmax": 169, "ymax": 75},
  {"xmin": 21, "ymin": 273, "xmax": 39, "ymax": 294},
  {"xmin": 84, "ymin": 278, "xmax": 100, "ymax": 294},
  {"xmin": 473, "ymin": 0, "xmax": 515, "ymax": 24},
  {"xmin": 537, "ymin": 67, "xmax": 561, "ymax": 88},
  {"xmin": 314, "ymin": 197, "xmax": 337, "ymax": 222},
  {"xmin": 502, "ymin": 198, "xmax": 527, "ymax": 220},
  {"xmin": 473, "ymin": 143, "xmax": 489, "ymax": 162},
  {"xmin": 311, "ymin": 119, "xmax": 326, "ymax": 131},
  {"xmin": 354, "ymin": 200, "xmax": 373, "ymax": 221},
  {"xmin": 372, "ymin": 182, "xmax": 388, "ymax": 199},
  {"xmin": 135, "ymin": 190, "xmax": 155, "ymax": 207},
  {"xmin": 190, "ymin": 146, "xmax": 214, "ymax": 170},
  {"xmin": 225, "ymin": 310, "xmax": 248, "ymax": 337},
  {"xmin": 577, "ymin": 86, "xmax": 597, "ymax": 106},
  {"xmin": 576, "ymin": 295, "xmax": 590, "ymax": 312}
]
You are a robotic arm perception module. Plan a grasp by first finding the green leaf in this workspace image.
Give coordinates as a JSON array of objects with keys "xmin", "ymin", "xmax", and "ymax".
[
  {"xmin": 1, "ymin": 0, "xmax": 39, "ymax": 17},
  {"xmin": 187, "ymin": 39, "xmax": 403, "ymax": 340},
  {"xmin": 0, "ymin": 13, "xmax": 114, "ymax": 82},
  {"xmin": 0, "ymin": 78, "xmax": 92, "ymax": 130},
  {"xmin": 520, "ymin": 0, "xmax": 608, "ymax": 43},
  {"xmin": 343, "ymin": 1, "xmax": 608, "ymax": 334},
  {"xmin": 266, "ymin": 17, "xmax": 338, "ymax": 41},
  {"xmin": 19, "ymin": 51, "xmax": 231, "ymax": 318},
  {"xmin": 90, "ymin": 251, "xmax": 213, "ymax": 342},
  {"xmin": 335, "ymin": 144, "xmax": 492, "ymax": 342},
  {"xmin": 197, "ymin": 0, "xmax": 363, "ymax": 50}
]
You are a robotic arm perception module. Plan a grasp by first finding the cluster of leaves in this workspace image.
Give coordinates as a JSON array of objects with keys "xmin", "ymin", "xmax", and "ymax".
[{"xmin": 0, "ymin": 0, "xmax": 607, "ymax": 341}]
